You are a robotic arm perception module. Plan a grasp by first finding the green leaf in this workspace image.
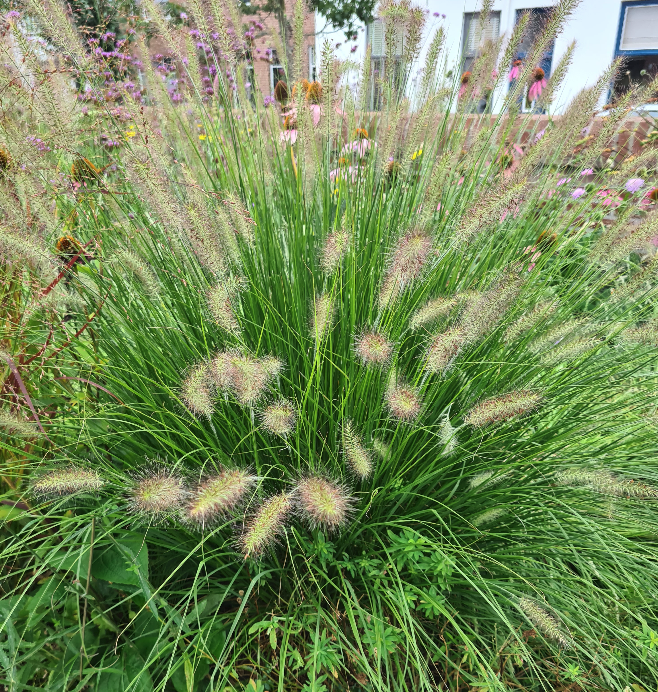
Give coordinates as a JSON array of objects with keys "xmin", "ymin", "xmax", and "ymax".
[{"xmin": 92, "ymin": 535, "xmax": 149, "ymax": 586}]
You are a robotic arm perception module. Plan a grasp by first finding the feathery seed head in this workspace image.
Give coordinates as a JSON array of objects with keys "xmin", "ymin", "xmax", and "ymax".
[
  {"xmin": 409, "ymin": 296, "xmax": 457, "ymax": 330},
  {"xmin": 343, "ymin": 420, "xmax": 374, "ymax": 479},
  {"xmin": 385, "ymin": 382, "xmax": 422, "ymax": 422},
  {"xmin": 129, "ymin": 466, "xmax": 187, "ymax": 520},
  {"xmin": 519, "ymin": 597, "xmax": 573, "ymax": 649},
  {"xmin": 320, "ymin": 229, "xmax": 349, "ymax": 273},
  {"xmin": 469, "ymin": 470, "xmax": 494, "ymax": 489},
  {"xmin": 0, "ymin": 410, "xmax": 40, "ymax": 437},
  {"xmin": 354, "ymin": 330, "xmax": 394, "ymax": 366},
  {"xmin": 472, "ymin": 507, "xmax": 506, "ymax": 526},
  {"xmin": 504, "ymin": 300, "xmax": 558, "ymax": 342},
  {"xmin": 186, "ymin": 467, "xmax": 256, "ymax": 528},
  {"xmin": 438, "ymin": 416, "xmax": 458, "ymax": 456},
  {"xmin": 206, "ymin": 279, "xmax": 244, "ymax": 333},
  {"xmin": 261, "ymin": 400, "xmax": 297, "ymax": 437},
  {"xmin": 387, "ymin": 230, "xmax": 432, "ymax": 285},
  {"xmin": 310, "ymin": 293, "xmax": 335, "ymax": 342},
  {"xmin": 528, "ymin": 319, "xmax": 594, "ymax": 354},
  {"xmin": 372, "ymin": 437, "xmax": 391, "ymax": 461},
  {"xmin": 540, "ymin": 337, "xmax": 599, "ymax": 365},
  {"xmin": 460, "ymin": 275, "xmax": 522, "ymax": 343},
  {"xmin": 117, "ymin": 249, "xmax": 160, "ymax": 297},
  {"xmin": 239, "ymin": 492, "xmax": 291, "ymax": 558},
  {"xmin": 555, "ymin": 469, "xmax": 658, "ymax": 499},
  {"xmin": 181, "ymin": 362, "xmax": 214, "ymax": 418},
  {"xmin": 621, "ymin": 323, "xmax": 658, "ymax": 347},
  {"xmin": 32, "ymin": 466, "xmax": 104, "ymax": 498},
  {"xmin": 465, "ymin": 390, "xmax": 542, "ymax": 428},
  {"xmin": 425, "ymin": 327, "xmax": 466, "ymax": 374},
  {"xmin": 294, "ymin": 476, "xmax": 353, "ymax": 530},
  {"xmin": 212, "ymin": 351, "xmax": 279, "ymax": 406}
]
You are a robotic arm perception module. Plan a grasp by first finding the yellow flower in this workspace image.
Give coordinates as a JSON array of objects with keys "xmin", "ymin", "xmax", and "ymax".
[
  {"xmin": 411, "ymin": 148, "xmax": 423, "ymax": 160},
  {"xmin": 125, "ymin": 131, "xmax": 136, "ymax": 138},
  {"xmin": 199, "ymin": 134, "xmax": 206, "ymax": 140}
]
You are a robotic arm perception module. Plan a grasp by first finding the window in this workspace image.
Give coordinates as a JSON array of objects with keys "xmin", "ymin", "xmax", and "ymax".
[
  {"xmin": 462, "ymin": 11, "xmax": 501, "ymax": 72},
  {"xmin": 613, "ymin": 2, "xmax": 658, "ymax": 101},
  {"xmin": 620, "ymin": 4, "xmax": 658, "ymax": 51},
  {"xmin": 366, "ymin": 20, "xmax": 404, "ymax": 110},
  {"xmin": 269, "ymin": 51, "xmax": 285, "ymax": 94},
  {"xmin": 308, "ymin": 45, "xmax": 316, "ymax": 81}
]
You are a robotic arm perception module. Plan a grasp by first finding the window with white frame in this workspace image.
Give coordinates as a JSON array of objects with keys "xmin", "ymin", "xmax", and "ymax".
[
  {"xmin": 620, "ymin": 4, "xmax": 658, "ymax": 51},
  {"xmin": 462, "ymin": 12, "xmax": 501, "ymax": 72},
  {"xmin": 366, "ymin": 19, "xmax": 404, "ymax": 110}
]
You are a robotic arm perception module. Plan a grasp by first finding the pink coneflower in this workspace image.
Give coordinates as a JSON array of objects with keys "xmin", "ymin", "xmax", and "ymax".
[
  {"xmin": 571, "ymin": 187, "xmax": 586, "ymax": 199},
  {"xmin": 556, "ymin": 177, "xmax": 571, "ymax": 186},
  {"xmin": 625, "ymin": 177, "xmax": 645, "ymax": 193},
  {"xmin": 597, "ymin": 189, "xmax": 622, "ymax": 208},
  {"xmin": 508, "ymin": 59, "xmax": 522, "ymax": 82},
  {"xmin": 642, "ymin": 187, "xmax": 658, "ymax": 206},
  {"xmin": 528, "ymin": 67, "xmax": 547, "ymax": 101},
  {"xmin": 280, "ymin": 130, "xmax": 297, "ymax": 145},
  {"xmin": 294, "ymin": 476, "xmax": 353, "ymax": 530},
  {"xmin": 580, "ymin": 168, "xmax": 594, "ymax": 176},
  {"xmin": 354, "ymin": 330, "xmax": 394, "ymax": 366}
]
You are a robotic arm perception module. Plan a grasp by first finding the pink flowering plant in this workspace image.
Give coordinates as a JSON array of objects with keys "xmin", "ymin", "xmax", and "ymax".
[{"xmin": 4, "ymin": 1, "xmax": 658, "ymax": 690}]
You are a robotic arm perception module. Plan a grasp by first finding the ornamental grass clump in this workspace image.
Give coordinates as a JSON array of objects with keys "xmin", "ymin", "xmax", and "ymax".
[{"xmin": 3, "ymin": 0, "xmax": 658, "ymax": 689}]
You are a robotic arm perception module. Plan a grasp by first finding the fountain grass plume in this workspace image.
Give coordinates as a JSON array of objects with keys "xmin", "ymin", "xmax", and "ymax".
[
  {"xmin": 465, "ymin": 391, "xmax": 542, "ymax": 428},
  {"xmin": 294, "ymin": 476, "xmax": 354, "ymax": 530},
  {"xmin": 260, "ymin": 399, "xmax": 297, "ymax": 437},
  {"xmin": 519, "ymin": 597, "xmax": 573, "ymax": 649},
  {"xmin": 342, "ymin": 419, "xmax": 374, "ymax": 479},
  {"xmin": 354, "ymin": 330, "xmax": 394, "ymax": 367},
  {"xmin": 320, "ymin": 228, "xmax": 349, "ymax": 273},
  {"xmin": 31, "ymin": 465, "xmax": 104, "ymax": 498},
  {"xmin": 128, "ymin": 465, "xmax": 188, "ymax": 521},
  {"xmin": 211, "ymin": 350, "xmax": 283, "ymax": 406},
  {"xmin": 181, "ymin": 362, "xmax": 215, "ymax": 418},
  {"xmin": 379, "ymin": 229, "xmax": 432, "ymax": 306},
  {"xmin": 310, "ymin": 292, "xmax": 335, "ymax": 342},
  {"xmin": 425, "ymin": 327, "xmax": 466, "ymax": 374},
  {"xmin": 409, "ymin": 295, "xmax": 458, "ymax": 330},
  {"xmin": 555, "ymin": 468, "xmax": 658, "ymax": 499},
  {"xmin": 0, "ymin": 410, "xmax": 41, "ymax": 437},
  {"xmin": 186, "ymin": 467, "xmax": 256, "ymax": 528},
  {"xmin": 385, "ymin": 373, "xmax": 422, "ymax": 422},
  {"xmin": 472, "ymin": 507, "xmax": 507, "ymax": 526},
  {"xmin": 238, "ymin": 492, "xmax": 292, "ymax": 558}
]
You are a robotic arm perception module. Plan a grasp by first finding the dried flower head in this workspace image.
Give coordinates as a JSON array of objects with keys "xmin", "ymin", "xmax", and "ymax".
[
  {"xmin": 409, "ymin": 296, "xmax": 457, "ymax": 330},
  {"xmin": 129, "ymin": 466, "xmax": 187, "ymax": 520},
  {"xmin": 186, "ymin": 467, "xmax": 256, "ymax": 528},
  {"xmin": 212, "ymin": 351, "xmax": 281, "ymax": 406},
  {"xmin": 320, "ymin": 229, "xmax": 349, "ymax": 273},
  {"xmin": 380, "ymin": 230, "xmax": 432, "ymax": 306},
  {"xmin": 239, "ymin": 492, "xmax": 291, "ymax": 558},
  {"xmin": 294, "ymin": 476, "xmax": 353, "ymax": 529},
  {"xmin": 274, "ymin": 80, "xmax": 288, "ymax": 102},
  {"xmin": 519, "ymin": 597, "xmax": 573, "ymax": 649},
  {"xmin": 354, "ymin": 330, "xmax": 394, "ymax": 366},
  {"xmin": 472, "ymin": 507, "xmax": 507, "ymax": 526},
  {"xmin": 310, "ymin": 293, "xmax": 336, "ymax": 342},
  {"xmin": 0, "ymin": 410, "xmax": 40, "ymax": 437},
  {"xmin": 306, "ymin": 80, "xmax": 322, "ymax": 104},
  {"xmin": 32, "ymin": 466, "xmax": 104, "ymax": 498},
  {"xmin": 555, "ymin": 469, "xmax": 658, "ymax": 499},
  {"xmin": 181, "ymin": 362, "xmax": 214, "ymax": 418},
  {"xmin": 465, "ymin": 391, "xmax": 542, "ymax": 428},
  {"xmin": 385, "ymin": 382, "xmax": 422, "ymax": 422},
  {"xmin": 343, "ymin": 419, "xmax": 374, "ymax": 479},
  {"xmin": 425, "ymin": 327, "xmax": 466, "ymax": 374},
  {"xmin": 261, "ymin": 400, "xmax": 297, "ymax": 437}
]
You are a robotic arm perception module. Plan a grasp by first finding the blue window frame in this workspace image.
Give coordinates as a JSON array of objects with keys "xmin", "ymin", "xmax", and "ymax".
[{"xmin": 615, "ymin": 0, "xmax": 658, "ymax": 57}]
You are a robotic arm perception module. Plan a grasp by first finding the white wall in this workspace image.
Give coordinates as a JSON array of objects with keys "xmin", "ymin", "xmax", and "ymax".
[{"xmin": 318, "ymin": 0, "xmax": 626, "ymax": 113}]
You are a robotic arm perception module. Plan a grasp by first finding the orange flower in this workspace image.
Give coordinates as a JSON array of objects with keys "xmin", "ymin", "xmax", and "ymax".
[
  {"xmin": 274, "ymin": 80, "xmax": 288, "ymax": 102},
  {"xmin": 306, "ymin": 81, "xmax": 322, "ymax": 104},
  {"xmin": 354, "ymin": 127, "xmax": 369, "ymax": 140}
]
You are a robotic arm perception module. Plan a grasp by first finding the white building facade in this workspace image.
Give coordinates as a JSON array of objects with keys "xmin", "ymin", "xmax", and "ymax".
[{"xmin": 320, "ymin": 0, "xmax": 658, "ymax": 113}]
